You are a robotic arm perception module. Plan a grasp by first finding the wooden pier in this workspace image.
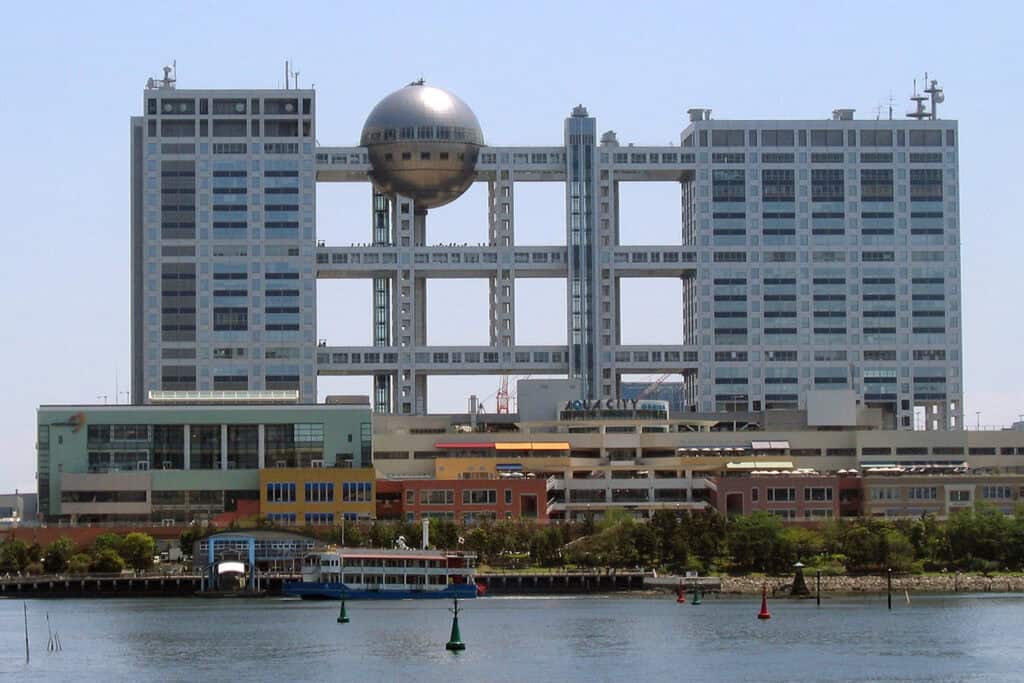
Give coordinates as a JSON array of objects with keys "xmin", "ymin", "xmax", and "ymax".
[
  {"xmin": 0, "ymin": 573, "xmax": 299, "ymax": 598},
  {"xmin": 476, "ymin": 570, "xmax": 646, "ymax": 594}
]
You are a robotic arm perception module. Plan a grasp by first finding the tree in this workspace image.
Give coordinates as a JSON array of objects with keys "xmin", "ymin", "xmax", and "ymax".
[
  {"xmin": 42, "ymin": 537, "xmax": 75, "ymax": 574},
  {"xmin": 91, "ymin": 549, "xmax": 126, "ymax": 573},
  {"xmin": 727, "ymin": 512, "xmax": 786, "ymax": 573},
  {"xmin": 0, "ymin": 538, "xmax": 30, "ymax": 574},
  {"xmin": 649, "ymin": 509, "xmax": 681, "ymax": 565},
  {"xmin": 68, "ymin": 553, "xmax": 93, "ymax": 574},
  {"xmin": 428, "ymin": 518, "xmax": 460, "ymax": 549},
  {"xmin": 120, "ymin": 533, "xmax": 156, "ymax": 571},
  {"xmin": 530, "ymin": 525, "xmax": 565, "ymax": 567},
  {"xmin": 781, "ymin": 526, "xmax": 824, "ymax": 565},
  {"xmin": 682, "ymin": 509, "xmax": 726, "ymax": 570},
  {"xmin": 93, "ymin": 533, "xmax": 124, "ymax": 556}
]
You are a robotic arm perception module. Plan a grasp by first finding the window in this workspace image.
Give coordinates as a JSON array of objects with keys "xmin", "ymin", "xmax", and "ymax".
[
  {"xmin": 420, "ymin": 489, "xmax": 455, "ymax": 505},
  {"xmin": 751, "ymin": 488, "xmax": 759, "ymax": 502},
  {"xmin": 860, "ymin": 130, "xmax": 893, "ymax": 147},
  {"xmin": 908, "ymin": 487, "xmax": 937, "ymax": 500},
  {"xmin": 463, "ymin": 489, "xmax": 497, "ymax": 505},
  {"xmin": 761, "ymin": 130, "xmax": 795, "ymax": 147},
  {"xmin": 803, "ymin": 487, "xmax": 833, "ymax": 502},
  {"xmin": 861, "ymin": 169, "xmax": 894, "ymax": 202},
  {"xmin": 304, "ymin": 482, "xmax": 334, "ymax": 503},
  {"xmin": 811, "ymin": 169, "xmax": 844, "ymax": 203},
  {"xmin": 762, "ymin": 169, "xmax": 795, "ymax": 202},
  {"xmin": 712, "ymin": 169, "xmax": 745, "ymax": 202},
  {"xmin": 213, "ymin": 307, "xmax": 248, "ymax": 331},
  {"xmin": 767, "ymin": 487, "xmax": 796, "ymax": 502},
  {"xmin": 265, "ymin": 482, "xmax": 296, "ymax": 503},
  {"xmin": 870, "ymin": 487, "xmax": 899, "ymax": 500},
  {"xmin": 810, "ymin": 130, "xmax": 844, "ymax": 147},
  {"xmin": 504, "ymin": 489, "xmax": 512, "ymax": 505},
  {"xmin": 304, "ymin": 512, "xmax": 334, "ymax": 525},
  {"xmin": 982, "ymin": 486, "xmax": 1012, "ymax": 500},
  {"xmin": 342, "ymin": 482, "xmax": 372, "ymax": 502},
  {"xmin": 949, "ymin": 490, "xmax": 971, "ymax": 503},
  {"xmin": 266, "ymin": 512, "xmax": 296, "ymax": 525}
]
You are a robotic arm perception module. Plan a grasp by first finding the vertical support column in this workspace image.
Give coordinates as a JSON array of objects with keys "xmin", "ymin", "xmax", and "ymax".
[
  {"xmin": 220, "ymin": 424, "xmax": 228, "ymax": 471},
  {"xmin": 183, "ymin": 424, "xmax": 191, "ymax": 471},
  {"xmin": 596, "ymin": 138, "xmax": 619, "ymax": 399},
  {"xmin": 565, "ymin": 106, "xmax": 600, "ymax": 400},
  {"xmin": 488, "ymin": 169, "xmax": 516, "ymax": 349},
  {"xmin": 257, "ymin": 424, "xmax": 265, "ymax": 469},
  {"xmin": 372, "ymin": 190, "xmax": 392, "ymax": 415},
  {"xmin": 391, "ymin": 196, "xmax": 422, "ymax": 415}
]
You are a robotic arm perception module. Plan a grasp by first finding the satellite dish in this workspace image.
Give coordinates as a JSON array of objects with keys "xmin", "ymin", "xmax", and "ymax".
[{"xmin": 234, "ymin": 102, "xmax": 245, "ymax": 113}]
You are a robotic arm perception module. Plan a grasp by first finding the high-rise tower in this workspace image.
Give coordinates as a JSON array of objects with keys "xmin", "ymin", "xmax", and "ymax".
[{"xmin": 131, "ymin": 68, "xmax": 318, "ymax": 403}]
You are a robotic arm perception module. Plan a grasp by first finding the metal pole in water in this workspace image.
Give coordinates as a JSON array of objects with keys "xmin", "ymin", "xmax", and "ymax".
[
  {"xmin": 23, "ymin": 602, "xmax": 29, "ymax": 664},
  {"xmin": 816, "ymin": 571, "xmax": 821, "ymax": 606},
  {"xmin": 887, "ymin": 568, "xmax": 892, "ymax": 610}
]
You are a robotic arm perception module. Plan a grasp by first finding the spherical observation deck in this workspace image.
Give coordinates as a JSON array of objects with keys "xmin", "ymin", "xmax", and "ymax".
[{"xmin": 360, "ymin": 81, "xmax": 484, "ymax": 210}]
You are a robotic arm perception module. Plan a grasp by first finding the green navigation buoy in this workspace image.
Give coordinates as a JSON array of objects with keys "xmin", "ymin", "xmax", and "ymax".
[
  {"xmin": 691, "ymin": 589, "xmax": 702, "ymax": 605},
  {"xmin": 337, "ymin": 596, "xmax": 350, "ymax": 624},
  {"xmin": 446, "ymin": 597, "xmax": 466, "ymax": 652}
]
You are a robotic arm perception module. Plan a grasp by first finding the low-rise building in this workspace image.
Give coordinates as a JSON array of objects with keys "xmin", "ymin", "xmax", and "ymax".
[
  {"xmin": 0, "ymin": 492, "xmax": 37, "ymax": 528},
  {"xmin": 259, "ymin": 467, "xmax": 376, "ymax": 526},
  {"xmin": 712, "ymin": 467, "xmax": 841, "ymax": 521},
  {"xmin": 862, "ymin": 469, "xmax": 1024, "ymax": 518},
  {"xmin": 36, "ymin": 397, "xmax": 371, "ymax": 524}
]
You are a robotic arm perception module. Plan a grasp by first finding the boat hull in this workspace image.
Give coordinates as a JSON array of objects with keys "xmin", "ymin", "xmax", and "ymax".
[{"xmin": 283, "ymin": 582, "xmax": 478, "ymax": 600}]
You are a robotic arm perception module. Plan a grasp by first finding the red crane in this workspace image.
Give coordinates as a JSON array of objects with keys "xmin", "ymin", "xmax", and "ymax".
[{"xmin": 496, "ymin": 375, "xmax": 510, "ymax": 414}]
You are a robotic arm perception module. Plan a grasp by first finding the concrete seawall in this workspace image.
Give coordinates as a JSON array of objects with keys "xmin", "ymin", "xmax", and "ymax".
[{"xmin": 719, "ymin": 573, "xmax": 1024, "ymax": 595}]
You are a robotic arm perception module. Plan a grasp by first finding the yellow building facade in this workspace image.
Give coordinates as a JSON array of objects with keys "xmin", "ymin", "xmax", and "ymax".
[{"xmin": 260, "ymin": 467, "xmax": 376, "ymax": 525}]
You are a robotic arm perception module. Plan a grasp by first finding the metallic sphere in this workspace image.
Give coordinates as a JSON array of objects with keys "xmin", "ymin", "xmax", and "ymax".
[{"xmin": 360, "ymin": 81, "xmax": 484, "ymax": 210}]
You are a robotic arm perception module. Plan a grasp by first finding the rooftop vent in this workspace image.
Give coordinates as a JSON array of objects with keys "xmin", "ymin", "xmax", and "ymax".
[
  {"xmin": 687, "ymin": 108, "xmax": 712, "ymax": 122},
  {"xmin": 832, "ymin": 108, "xmax": 855, "ymax": 121}
]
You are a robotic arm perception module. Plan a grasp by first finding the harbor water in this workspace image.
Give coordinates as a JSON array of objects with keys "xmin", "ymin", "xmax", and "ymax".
[{"xmin": 2, "ymin": 593, "xmax": 1023, "ymax": 681}]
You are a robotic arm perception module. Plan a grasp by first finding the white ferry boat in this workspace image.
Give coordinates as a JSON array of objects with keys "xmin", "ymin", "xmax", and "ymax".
[{"xmin": 282, "ymin": 547, "xmax": 480, "ymax": 600}]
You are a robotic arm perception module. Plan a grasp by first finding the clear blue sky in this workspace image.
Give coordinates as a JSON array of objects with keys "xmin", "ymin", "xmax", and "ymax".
[{"xmin": 1, "ymin": 1, "xmax": 1022, "ymax": 492}]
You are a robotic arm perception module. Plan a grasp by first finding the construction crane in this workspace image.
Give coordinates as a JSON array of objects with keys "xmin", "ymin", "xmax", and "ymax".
[
  {"xmin": 637, "ymin": 373, "xmax": 672, "ymax": 400},
  {"xmin": 495, "ymin": 376, "xmax": 510, "ymax": 414}
]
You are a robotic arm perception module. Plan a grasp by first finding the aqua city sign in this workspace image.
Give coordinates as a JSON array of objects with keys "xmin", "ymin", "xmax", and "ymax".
[{"xmin": 564, "ymin": 399, "xmax": 642, "ymax": 412}]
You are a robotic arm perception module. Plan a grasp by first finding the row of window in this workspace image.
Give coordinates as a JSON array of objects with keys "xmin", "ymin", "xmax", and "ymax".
[
  {"xmin": 405, "ymin": 488, "xmax": 517, "ymax": 506},
  {"xmin": 266, "ymin": 480, "xmax": 372, "ymax": 504},
  {"xmin": 693, "ymin": 127, "xmax": 952, "ymax": 149},
  {"xmin": 761, "ymin": 487, "xmax": 833, "ymax": 502},
  {"xmin": 870, "ymin": 486, "xmax": 1020, "ymax": 501}
]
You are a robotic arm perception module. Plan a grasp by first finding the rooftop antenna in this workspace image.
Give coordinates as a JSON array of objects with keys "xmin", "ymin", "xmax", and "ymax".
[
  {"xmin": 924, "ymin": 73, "xmax": 944, "ymax": 119},
  {"xmin": 888, "ymin": 91, "xmax": 895, "ymax": 121},
  {"xmin": 285, "ymin": 60, "xmax": 289, "ymax": 89},
  {"xmin": 907, "ymin": 77, "xmax": 928, "ymax": 120},
  {"xmin": 293, "ymin": 70, "xmax": 300, "ymax": 89}
]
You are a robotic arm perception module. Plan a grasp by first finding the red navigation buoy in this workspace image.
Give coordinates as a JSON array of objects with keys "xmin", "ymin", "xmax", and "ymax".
[
  {"xmin": 676, "ymin": 588, "xmax": 686, "ymax": 604},
  {"xmin": 757, "ymin": 584, "xmax": 772, "ymax": 620}
]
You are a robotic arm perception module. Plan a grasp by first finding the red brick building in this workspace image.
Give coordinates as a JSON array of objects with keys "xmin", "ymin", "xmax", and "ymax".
[
  {"xmin": 375, "ymin": 478, "xmax": 549, "ymax": 524},
  {"xmin": 712, "ymin": 471, "xmax": 843, "ymax": 521}
]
